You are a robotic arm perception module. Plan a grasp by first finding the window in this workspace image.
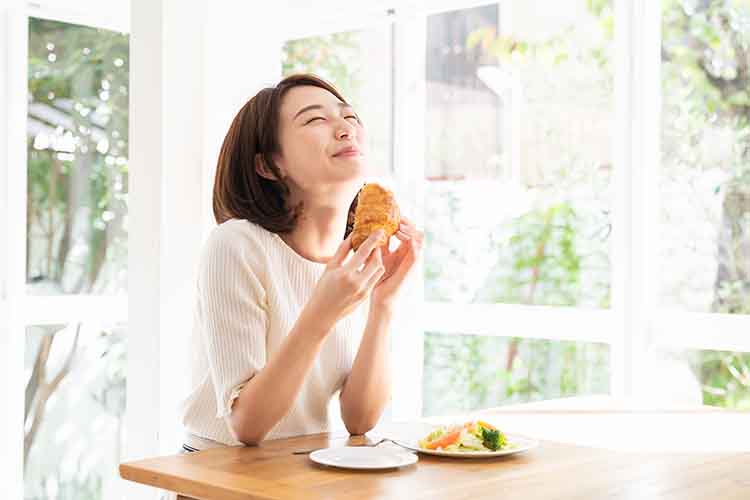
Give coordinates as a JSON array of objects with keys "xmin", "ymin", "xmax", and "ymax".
[
  {"xmin": 281, "ymin": 1, "xmax": 616, "ymax": 417},
  {"xmin": 27, "ymin": 18, "xmax": 128, "ymax": 296},
  {"xmin": 23, "ymin": 16, "xmax": 129, "ymax": 500},
  {"xmin": 280, "ymin": 0, "xmax": 750, "ymax": 417},
  {"xmin": 24, "ymin": 322, "xmax": 126, "ymax": 500},
  {"xmin": 650, "ymin": 0, "xmax": 750, "ymax": 409},
  {"xmin": 422, "ymin": 1, "xmax": 614, "ymax": 414},
  {"xmin": 423, "ymin": 333, "xmax": 609, "ymax": 416}
]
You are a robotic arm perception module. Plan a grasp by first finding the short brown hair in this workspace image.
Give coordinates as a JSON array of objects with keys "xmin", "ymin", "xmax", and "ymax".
[{"xmin": 212, "ymin": 74, "xmax": 350, "ymax": 232}]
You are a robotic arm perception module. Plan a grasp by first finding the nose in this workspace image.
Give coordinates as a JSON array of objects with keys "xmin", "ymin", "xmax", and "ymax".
[{"xmin": 336, "ymin": 121, "xmax": 355, "ymax": 140}]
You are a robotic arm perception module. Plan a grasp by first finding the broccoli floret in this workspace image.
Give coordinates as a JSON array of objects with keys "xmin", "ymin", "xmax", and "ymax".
[{"xmin": 480, "ymin": 427, "xmax": 507, "ymax": 451}]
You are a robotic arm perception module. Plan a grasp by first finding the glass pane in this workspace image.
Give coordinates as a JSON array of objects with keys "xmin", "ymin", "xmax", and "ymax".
[
  {"xmin": 424, "ymin": 2, "xmax": 613, "ymax": 308},
  {"xmin": 645, "ymin": 346, "xmax": 750, "ymax": 409},
  {"xmin": 282, "ymin": 27, "xmax": 393, "ymax": 177},
  {"xmin": 27, "ymin": 18, "xmax": 129, "ymax": 296},
  {"xmin": 422, "ymin": 333, "xmax": 610, "ymax": 417},
  {"xmin": 658, "ymin": 1, "xmax": 750, "ymax": 314},
  {"xmin": 24, "ymin": 322, "xmax": 126, "ymax": 500}
]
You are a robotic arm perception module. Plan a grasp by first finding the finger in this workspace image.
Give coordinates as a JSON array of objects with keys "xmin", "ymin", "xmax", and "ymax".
[
  {"xmin": 414, "ymin": 231, "xmax": 424, "ymax": 246},
  {"xmin": 354, "ymin": 247, "xmax": 384, "ymax": 295},
  {"xmin": 328, "ymin": 233, "xmax": 353, "ymax": 267},
  {"xmin": 391, "ymin": 235, "xmax": 413, "ymax": 258},
  {"xmin": 394, "ymin": 230, "xmax": 412, "ymax": 242},
  {"xmin": 362, "ymin": 249, "xmax": 386, "ymax": 291},
  {"xmin": 398, "ymin": 219, "xmax": 417, "ymax": 237},
  {"xmin": 386, "ymin": 238, "xmax": 419, "ymax": 286},
  {"xmin": 359, "ymin": 246, "xmax": 383, "ymax": 280},
  {"xmin": 347, "ymin": 229, "xmax": 384, "ymax": 270}
]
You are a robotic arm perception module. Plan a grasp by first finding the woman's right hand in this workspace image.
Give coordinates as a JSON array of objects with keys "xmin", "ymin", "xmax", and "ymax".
[{"xmin": 305, "ymin": 230, "xmax": 386, "ymax": 329}]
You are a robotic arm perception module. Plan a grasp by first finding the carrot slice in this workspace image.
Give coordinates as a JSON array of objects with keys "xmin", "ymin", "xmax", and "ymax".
[
  {"xmin": 477, "ymin": 420, "xmax": 496, "ymax": 431},
  {"xmin": 425, "ymin": 429, "xmax": 461, "ymax": 449}
]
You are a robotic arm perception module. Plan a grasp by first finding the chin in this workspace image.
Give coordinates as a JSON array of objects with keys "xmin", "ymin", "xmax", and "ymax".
[{"xmin": 337, "ymin": 163, "xmax": 368, "ymax": 182}]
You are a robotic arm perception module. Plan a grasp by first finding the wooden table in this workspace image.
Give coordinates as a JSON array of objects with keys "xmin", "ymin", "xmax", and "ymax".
[{"xmin": 120, "ymin": 399, "xmax": 750, "ymax": 499}]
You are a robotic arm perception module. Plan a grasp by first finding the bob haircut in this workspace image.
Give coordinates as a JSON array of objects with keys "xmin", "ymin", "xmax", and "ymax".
[{"xmin": 212, "ymin": 74, "xmax": 351, "ymax": 233}]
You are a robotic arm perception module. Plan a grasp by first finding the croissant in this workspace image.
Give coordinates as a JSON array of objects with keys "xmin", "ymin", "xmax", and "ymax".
[{"xmin": 345, "ymin": 183, "xmax": 400, "ymax": 251}]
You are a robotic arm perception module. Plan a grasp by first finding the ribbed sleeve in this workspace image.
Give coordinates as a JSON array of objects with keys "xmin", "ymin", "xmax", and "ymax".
[
  {"xmin": 198, "ymin": 224, "xmax": 268, "ymax": 418},
  {"xmin": 181, "ymin": 219, "xmax": 368, "ymax": 447}
]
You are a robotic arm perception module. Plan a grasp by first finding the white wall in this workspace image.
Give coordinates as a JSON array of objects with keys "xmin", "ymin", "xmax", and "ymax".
[
  {"xmin": 0, "ymin": 2, "xmax": 27, "ymax": 498},
  {"xmin": 126, "ymin": 6, "xmax": 282, "ymax": 495},
  {"xmin": 201, "ymin": 4, "xmax": 282, "ymax": 235}
]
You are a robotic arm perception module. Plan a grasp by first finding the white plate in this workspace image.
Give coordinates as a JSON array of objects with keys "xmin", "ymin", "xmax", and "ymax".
[
  {"xmin": 393, "ymin": 434, "xmax": 539, "ymax": 458},
  {"xmin": 309, "ymin": 446, "xmax": 418, "ymax": 470}
]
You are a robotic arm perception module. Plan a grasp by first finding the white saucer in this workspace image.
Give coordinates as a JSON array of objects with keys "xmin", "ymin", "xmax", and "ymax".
[{"xmin": 309, "ymin": 446, "xmax": 418, "ymax": 470}]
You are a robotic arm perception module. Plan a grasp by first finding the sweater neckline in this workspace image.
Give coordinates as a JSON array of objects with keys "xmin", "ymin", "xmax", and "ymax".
[{"xmin": 271, "ymin": 232, "xmax": 328, "ymax": 270}]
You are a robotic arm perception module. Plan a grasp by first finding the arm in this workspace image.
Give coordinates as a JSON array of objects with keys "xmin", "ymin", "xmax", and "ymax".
[
  {"xmin": 228, "ymin": 305, "xmax": 331, "ymax": 445},
  {"xmin": 227, "ymin": 231, "xmax": 386, "ymax": 445},
  {"xmin": 339, "ymin": 302, "xmax": 393, "ymax": 435},
  {"xmin": 339, "ymin": 218, "xmax": 423, "ymax": 435}
]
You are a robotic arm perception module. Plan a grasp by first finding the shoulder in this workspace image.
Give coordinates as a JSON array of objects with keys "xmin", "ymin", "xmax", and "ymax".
[
  {"xmin": 206, "ymin": 219, "xmax": 270, "ymax": 249},
  {"xmin": 201, "ymin": 219, "xmax": 272, "ymax": 267}
]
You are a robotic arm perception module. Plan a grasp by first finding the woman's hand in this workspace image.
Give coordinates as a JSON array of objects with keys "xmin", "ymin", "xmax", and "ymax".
[
  {"xmin": 304, "ymin": 230, "xmax": 386, "ymax": 330},
  {"xmin": 371, "ymin": 216, "xmax": 423, "ymax": 309}
]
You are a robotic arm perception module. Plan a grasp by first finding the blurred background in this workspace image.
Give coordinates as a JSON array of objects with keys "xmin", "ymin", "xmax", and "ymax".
[{"xmin": 2, "ymin": 0, "xmax": 748, "ymax": 498}]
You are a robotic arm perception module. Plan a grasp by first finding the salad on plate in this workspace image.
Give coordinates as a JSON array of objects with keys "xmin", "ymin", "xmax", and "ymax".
[{"xmin": 417, "ymin": 420, "xmax": 509, "ymax": 453}]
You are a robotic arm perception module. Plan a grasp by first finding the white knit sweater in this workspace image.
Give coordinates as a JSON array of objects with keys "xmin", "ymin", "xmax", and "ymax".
[{"xmin": 180, "ymin": 219, "xmax": 368, "ymax": 447}]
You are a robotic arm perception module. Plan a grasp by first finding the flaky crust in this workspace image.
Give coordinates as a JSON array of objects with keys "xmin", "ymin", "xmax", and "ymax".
[{"xmin": 351, "ymin": 183, "xmax": 400, "ymax": 250}]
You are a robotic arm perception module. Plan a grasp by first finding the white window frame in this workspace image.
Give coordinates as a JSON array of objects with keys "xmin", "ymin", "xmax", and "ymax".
[
  {"xmin": 282, "ymin": 0, "xmax": 750, "ymax": 418},
  {"xmin": 1, "ymin": 4, "xmax": 28, "ymax": 498},
  {"xmin": 2, "ymin": 2, "xmax": 132, "ymax": 498}
]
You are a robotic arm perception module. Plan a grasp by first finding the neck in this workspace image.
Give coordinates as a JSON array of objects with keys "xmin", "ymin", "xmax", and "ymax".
[{"xmin": 280, "ymin": 198, "xmax": 351, "ymax": 264}]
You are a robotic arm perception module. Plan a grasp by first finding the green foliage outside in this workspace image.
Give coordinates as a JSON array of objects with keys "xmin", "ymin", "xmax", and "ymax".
[
  {"xmin": 282, "ymin": 32, "xmax": 363, "ymax": 110},
  {"xmin": 27, "ymin": 18, "xmax": 128, "ymax": 295},
  {"xmin": 654, "ymin": 0, "xmax": 750, "ymax": 408},
  {"xmin": 25, "ymin": 18, "xmax": 128, "ymax": 500},
  {"xmin": 464, "ymin": 0, "xmax": 750, "ymax": 409},
  {"xmin": 281, "ymin": 1, "xmax": 750, "ymax": 413}
]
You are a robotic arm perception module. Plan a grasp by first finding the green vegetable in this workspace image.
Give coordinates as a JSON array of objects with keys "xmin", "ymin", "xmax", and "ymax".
[{"xmin": 480, "ymin": 427, "xmax": 507, "ymax": 451}]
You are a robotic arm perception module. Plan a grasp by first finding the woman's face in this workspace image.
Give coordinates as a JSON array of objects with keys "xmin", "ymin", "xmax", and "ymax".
[{"xmin": 274, "ymin": 85, "xmax": 369, "ymax": 198}]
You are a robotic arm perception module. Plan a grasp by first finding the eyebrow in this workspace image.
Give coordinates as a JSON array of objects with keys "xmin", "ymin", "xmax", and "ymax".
[{"xmin": 293, "ymin": 102, "xmax": 353, "ymax": 121}]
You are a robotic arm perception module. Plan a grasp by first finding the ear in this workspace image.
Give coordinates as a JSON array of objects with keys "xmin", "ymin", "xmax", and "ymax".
[{"xmin": 254, "ymin": 154, "xmax": 282, "ymax": 181}]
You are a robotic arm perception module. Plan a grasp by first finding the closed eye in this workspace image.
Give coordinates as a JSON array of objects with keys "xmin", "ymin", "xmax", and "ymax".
[
  {"xmin": 345, "ymin": 115, "xmax": 360, "ymax": 123},
  {"xmin": 305, "ymin": 116, "xmax": 325, "ymax": 125}
]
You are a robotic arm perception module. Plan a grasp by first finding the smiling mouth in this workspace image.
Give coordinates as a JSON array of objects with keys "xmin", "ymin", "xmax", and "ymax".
[{"xmin": 334, "ymin": 150, "xmax": 361, "ymax": 158}]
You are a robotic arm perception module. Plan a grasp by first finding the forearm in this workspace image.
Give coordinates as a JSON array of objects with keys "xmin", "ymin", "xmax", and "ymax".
[
  {"xmin": 229, "ymin": 307, "xmax": 331, "ymax": 445},
  {"xmin": 340, "ymin": 304, "xmax": 393, "ymax": 435}
]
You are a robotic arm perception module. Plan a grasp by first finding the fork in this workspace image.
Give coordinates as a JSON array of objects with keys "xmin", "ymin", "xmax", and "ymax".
[{"xmin": 292, "ymin": 437, "xmax": 404, "ymax": 455}]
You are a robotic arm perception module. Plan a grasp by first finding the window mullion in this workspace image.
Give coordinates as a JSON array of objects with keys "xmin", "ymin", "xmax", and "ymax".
[
  {"xmin": 611, "ymin": 0, "xmax": 638, "ymax": 399},
  {"xmin": 423, "ymin": 302, "xmax": 614, "ymax": 344},
  {"xmin": 21, "ymin": 296, "xmax": 128, "ymax": 325},
  {"xmin": 125, "ymin": 2, "xmax": 163, "ymax": 498},
  {"xmin": 390, "ymin": 8, "xmax": 426, "ymax": 421},
  {"xmin": 653, "ymin": 312, "xmax": 750, "ymax": 353},
  {"xmin": 612, "ymin": 0, "xmax": 660, "ymax": 399}
]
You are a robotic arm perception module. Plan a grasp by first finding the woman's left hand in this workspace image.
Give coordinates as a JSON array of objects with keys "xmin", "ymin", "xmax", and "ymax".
[{"xmin": 371, "ymin": 216, "xmax": 423, "ymax": 309}]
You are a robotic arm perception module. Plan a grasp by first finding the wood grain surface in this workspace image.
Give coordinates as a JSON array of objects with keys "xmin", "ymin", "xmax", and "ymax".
[{"xmin": 120, "ymin": 403, "xmax": 750, "ymax": 500}]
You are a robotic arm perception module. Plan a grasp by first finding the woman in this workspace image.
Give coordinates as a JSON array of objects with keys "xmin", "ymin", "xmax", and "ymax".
[{"xmin": 180, "ymin": 74, "xmax": 423, "ymax": 451}]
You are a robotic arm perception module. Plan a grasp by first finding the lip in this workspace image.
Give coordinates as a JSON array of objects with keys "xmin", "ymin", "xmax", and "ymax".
[{"xmin": 333, "ymin": 146, "xmax": 361, "ymax": 157}]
